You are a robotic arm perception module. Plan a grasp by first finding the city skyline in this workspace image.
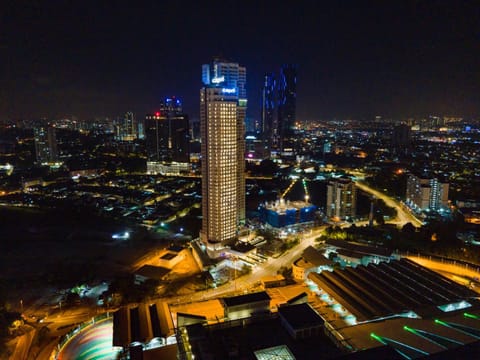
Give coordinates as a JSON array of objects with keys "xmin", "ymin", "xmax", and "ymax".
[{"xmin": 2, "ymin": 1, "xmax": 479, "ymax": 121}]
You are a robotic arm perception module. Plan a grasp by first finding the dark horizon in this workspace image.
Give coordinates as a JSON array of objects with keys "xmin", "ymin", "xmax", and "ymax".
[{"xmin": 2, "ymin": 0, "xmax": 479, "ymax": 121}]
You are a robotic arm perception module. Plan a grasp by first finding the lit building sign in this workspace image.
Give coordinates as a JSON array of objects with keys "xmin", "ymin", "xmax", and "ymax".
[
  {"xmin": 222, "ymin": 88, "xmax": 236, "ymax": 94},
  {"xmin": 212, "ymin": 76, "xmax": 225, "ymax": 84}
]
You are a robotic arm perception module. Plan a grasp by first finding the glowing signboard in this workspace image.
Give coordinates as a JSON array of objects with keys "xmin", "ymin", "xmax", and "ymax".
[
  {"xmin": 211, "ymin": 76, "xmax": 225, "ymax": 84},
  {"xmin": 222, "ymin": 88, "xmax": 236, "ymax": 94}
]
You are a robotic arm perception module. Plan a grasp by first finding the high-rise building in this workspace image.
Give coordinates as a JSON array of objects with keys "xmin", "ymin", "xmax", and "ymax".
[
  {"xmin": 277, "ymin": 64, "xmax": 297, "ymax": 153},
  {"xmin": 145, "ymin": 97, "xmax": 189, "ymax": 163},
  {"xmin": 326, "ymin": 177, "xmax": 357, "ymax": 220},
  {"xmin": 261, "ymin": 73, "xmax": 276, "ymax": 148},
  {"xmin": 114, "ymin": 112, "xmax": 137, "ymax": 141},
  {"xmin": 406, "ymin": 174, "xmax": 449, "ymax": 211},
  {"xmin": 392, "ymin": 123, "xmax": 412, "ymax": 155},
  {"xmin": 33, "ymin": 126, "xmax": 58, "ymax": 165},
  {"xmin": 200, "ymin": 58, "xmax": 246, "ymax": 257}
]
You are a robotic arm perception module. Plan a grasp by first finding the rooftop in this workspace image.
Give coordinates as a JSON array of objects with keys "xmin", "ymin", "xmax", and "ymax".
[
  {"xmin": 302, "ymin": 245, "xmax": 334, "ymax": 267},
  {"xmin": 278, "ymin": 303, "xmax": 324, "ymax": 330},
  {"xmin": 308, "ymin": 258, "xmax": 477, "ymax": 322},
  {"xmin": 135, "ymin": 265, "xmax": 170, "ymax": 280},
  {"xmin": 326, "ymin": 239, "xmax": 393, "ymax": 258},
  {"xmin": 222, "ymin": 291, "xmax": 271, "ymax": 308}
]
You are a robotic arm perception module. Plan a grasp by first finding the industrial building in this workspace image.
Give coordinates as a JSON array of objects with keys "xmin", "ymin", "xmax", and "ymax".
[
  {"xmin": 177, "ymin": 301, "xmax": 340, "ymax": 360},
  {"xmin": 325, "ymin": 239, "xmax": 398, "ymax": 267},
  {"xmin": 113, "ymin": 300, "xmax": 176, "ymax": 359},
  {"xmin": 307, "ymin": 258, "xmax": 480, "ymax": 358}
]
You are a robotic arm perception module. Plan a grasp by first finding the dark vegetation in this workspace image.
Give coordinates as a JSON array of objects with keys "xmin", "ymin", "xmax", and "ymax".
[{"xmin": 322, "ymin": 213, "xmax": 480, "ymax": 264}]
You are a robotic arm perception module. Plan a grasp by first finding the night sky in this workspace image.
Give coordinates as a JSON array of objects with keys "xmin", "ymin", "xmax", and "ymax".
[{"xmin": 1, "ymin": 0, "xmax": 479, "ymax": 121}]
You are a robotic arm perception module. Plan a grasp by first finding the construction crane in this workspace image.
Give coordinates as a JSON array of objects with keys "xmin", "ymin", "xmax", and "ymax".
[
  {"xmin": 280, "ymin": 178, "xmax": 298, "ymax": 199},
  {"xmin": 302, "ymin": 178, "xmax": 310, "ymax": 203},
  {"xmin": 279, "ymin": 177, "xmax": 311, "ymax": 204}
]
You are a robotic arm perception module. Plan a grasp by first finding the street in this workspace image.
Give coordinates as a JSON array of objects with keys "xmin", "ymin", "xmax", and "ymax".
[{"xmin": 354, "ymin": 181, "xmax": 423, "ymax": 227}]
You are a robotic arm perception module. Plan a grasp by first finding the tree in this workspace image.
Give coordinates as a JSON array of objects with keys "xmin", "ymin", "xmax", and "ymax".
[{"xmin": 402, "ymin": 222, "xmax": 416, "ymax": 235}]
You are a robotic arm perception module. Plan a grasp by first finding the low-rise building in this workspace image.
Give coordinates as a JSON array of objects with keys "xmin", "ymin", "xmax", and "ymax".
[
  {"xmin": 221, "ymin": 291, "xmax": 271, "ymax": 321},
  {"xmin": 292, "ymin": 246, "xmax": 334, "ymax": 280}
]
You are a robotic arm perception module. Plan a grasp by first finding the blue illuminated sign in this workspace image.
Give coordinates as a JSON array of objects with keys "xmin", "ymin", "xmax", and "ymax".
[
  {"xmin": 222, "ymin": 88, "xmax": 236, "ymax": 94},
  {"xmin": 212, "ymin": 76, "xmax": 225, "ymax": 84}
]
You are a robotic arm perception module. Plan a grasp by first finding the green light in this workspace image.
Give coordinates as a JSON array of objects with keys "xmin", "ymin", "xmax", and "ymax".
[
  {"xmin": 370, "ymin": 332, "xmax": 387, "ymax": 345},
  {"xmin": 464, "ymin": 312, "xmax": 479, "ymax": 319},
  {"xmin": 403, "ymin": 325, "xmax": 415, "ymax": 333},
  {"xmin": 435, "ymin": 319, "xmax": 447, "ymax": 325}
]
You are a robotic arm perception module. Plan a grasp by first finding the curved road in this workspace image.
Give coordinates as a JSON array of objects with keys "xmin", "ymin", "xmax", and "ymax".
[{"xmin": 354, "ymin": 181, "xmax": 423, "ymax": 227}]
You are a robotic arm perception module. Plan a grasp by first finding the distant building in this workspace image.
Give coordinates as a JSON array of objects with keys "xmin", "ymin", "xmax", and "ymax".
[
  {"xmin": 33, "ymin": 126, "xmax": 58, "ymax": 165},
  {"xmin": 114, "ymin": 111, "xmax": 137, "ymax": 141},
  {"xmin": 200, "ymin": 58, "xmax": 246, "ymax": 258},
  {"xmin": 146, "ymin": 161, "xmax": 190, "ymax": 176},
  {"xmin": 145, "ymin": 97, "xmax": 190, "ymax": 163},
  {"xmin": 406, "ymin": 174, "xmax": 449, "ymax": 211},
  {"xmin": 245, "ymin": 135, "xmax": 269, "ymax": 162},
  {"xmin": 326, "ymin": 177, "xmax": 357, "ymax": 220},
  {"xmin": 261, "ymin": 73, "xmax": 276, "ymax": 147},
  {"xmin": 392, "ymin": 123, "xmax": 412, "ymax": 155},
  {"xmin": 277, "ymin": 64, "xmax": 297, "ymax": 154}
]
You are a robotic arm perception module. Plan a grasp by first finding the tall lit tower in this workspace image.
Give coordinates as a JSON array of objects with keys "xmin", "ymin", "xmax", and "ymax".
[
  {"xmin": 114, "ymin": 112, "xmax": 137, "ymax": 141},
  {"xmin": 277, "ymin": 64, "xmax": 297, "ymax": 153},
  {"xmin": 200, "ymin": 58, "xmax": 246, "ymax": 257},
  {"xmin": 145, "ymin": 97, "xmax": 189, "ymax": 162},
  {"xmin": 33, "ymin": 126, "xmax": 58, "ymax": 165},
  {"xmin": 261, "ymin": 73, "xmax": 276, "ymax": 149}
]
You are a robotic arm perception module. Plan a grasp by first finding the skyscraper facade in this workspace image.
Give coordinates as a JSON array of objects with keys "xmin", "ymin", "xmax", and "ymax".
[
  {"xmin": 200, "ymin": 58, "xmax": 246, "ymax": 257},
  {"xmin": 33, "ymin": 126, "xmax": 58, "ymax": 165},
  {"xmin": 326, "ymin": 177, "xmax": 357, "ymax": 220},
  {"xmin": 277, "ymin": 64, "xmax": 297, "ymax": 153},
  {"xmin": 114, "ymin": 111, "xmax": 137, "ymax": 141},
  {"xmin": 145, "ymin": 97, "xmax": 189, "ymax": 163},
  {"xmin": 392, "ymin": 123, "xmax": 412, "ymax": 155},
  {"xmin": 261, "ymin": 73, "xmax": 276, "ymax": 148}
]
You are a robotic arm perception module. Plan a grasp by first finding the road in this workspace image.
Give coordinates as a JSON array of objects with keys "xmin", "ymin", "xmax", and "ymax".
[
  {"xmin": 354, "ymin": 181, "xmax": 423, "ymax": 227},
  {"xmin": 172, "ymin": 227, "xmax": 326, "ymax": 304},
  {"xmin": 407, "ymin": 255, "xmax": 480, "ymax": 294},
  {"xmin": 9, "ymin": 327, "xmax": 35, "ymax": 360}
]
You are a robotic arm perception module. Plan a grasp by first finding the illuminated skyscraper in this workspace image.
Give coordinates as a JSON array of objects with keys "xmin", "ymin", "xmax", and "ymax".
[
  {"xmin": 261, "ymin": 73, "xmax": 276, "ymax": 148},
  {"xmin": 277, "ymin": 64, "xmax": 297, "ymax": 153},
  {"xmin": 33, "ymin": 126, "xmax": 58, "ymax": 165},
  {"xmin": 200, "ymin": 58, "xmax": 246, "ymax": 257},
  {"xmin": 114, "ymin": 112, "xmax": 137, "ymax": 141},
  {"xmin": 145, "ymin": 97, "xmax": 189, "ymax": 163}
]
